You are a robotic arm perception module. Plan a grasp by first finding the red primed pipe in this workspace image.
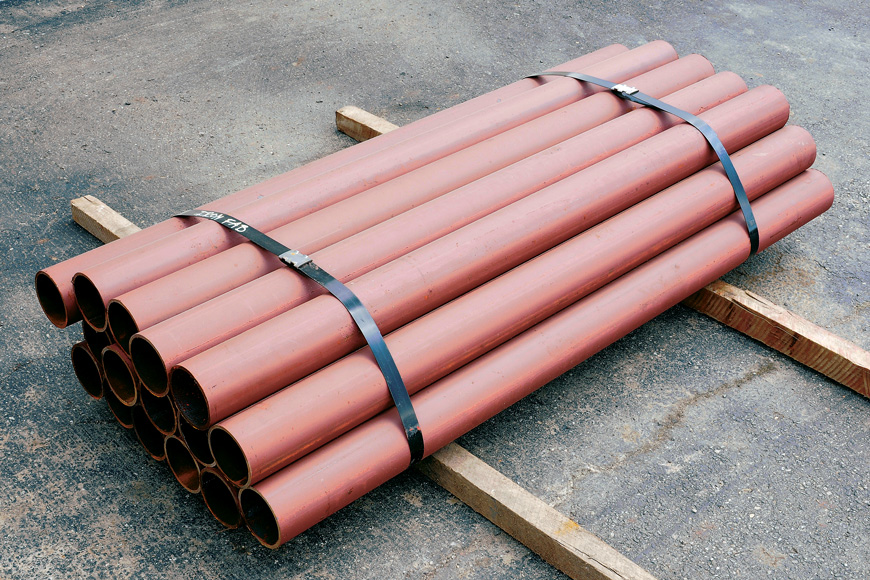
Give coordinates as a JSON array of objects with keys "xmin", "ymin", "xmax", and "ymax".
[
  {"xmin": 239, "ymin": 170, "xmax": 834, "ymax": 547},
  {"xmin": 172, "ymin": 85, "xmax": 791, "ymax": 428},
  {"xmin": 200, "ymin": 468, "xmax": 244, "ymax": 529},
  {"xmin": 104, "ymin": 387, "xmax": 133, "ymax": 429},
  {"xmin": 82, "ymin": 324, "xmax": 112, "ymax": 360},
  {"xmin": 211, "ymin": 126, "xmax": 816, "ymax": 486},
  {"xmin": 179, "ymin": 415, "xmax": 216, "ymax": 467},
  {"xmin": 102, "ymin": 344, "xmax": 138, "ymax": 407},
  {"xmin": 139, "ymin": 388, "xmax": 177, "ymax": 436},
  {"xmin": 71, "ymin": 341, "xmax": 103, "ymax": 399},
  {"xmin": 109, "ymin": 55, "xmax": 715, "ymax": 353},
  {"xmin": 34, "ymin": 44, "xmax": 627, "ymax": 328},
  {"xmin": 165, "ymin": 436, "xmax": 202, "ymax": 493},
  {"xmin": 131, "ymin": 405, "xmax": 166, "ymax": 461},
  {"xmin": 72, "ymin": 43, "xmax": 673, "ymax": 330},
  {"xmin": 132, "ymin": 70, "xmax": 747, "ymax": 395}
]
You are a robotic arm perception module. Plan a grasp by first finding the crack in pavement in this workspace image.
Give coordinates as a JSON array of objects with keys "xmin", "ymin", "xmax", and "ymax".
[{"xmin": 551, "ymin": 360, "xmax": 779, "ymax": 509}]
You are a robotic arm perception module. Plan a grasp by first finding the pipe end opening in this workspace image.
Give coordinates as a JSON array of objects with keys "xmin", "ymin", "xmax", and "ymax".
[
  {"xmin": 165, "ymin": 437, "xmax": 201, "ymax": 493},
  {"xmin": 35, "ymin": 271, "xmax": 70, "ymax": 328},
  {"xmin": 130, "ymin": 336, "xmax": 170, "ymax": 396},
  {"xmin": 102, "ymin": 347, "xmax": 138, "ymax": 406},
  {"xmin": 201, "ymin": 470, "xmax": 242, "ymax": 529},
  {"xmin": 132, "ymin": 405, "xmax": 166, "ymax": 461},
  {"xmin": 104, "ymin": 387, "xmax": 133, "ymax": 429},
  {"xmin": 107, "ymin": 300, "xmax": 139, "ymax": 353},
  {"xmin": 71, "ymin": 343, "xmax": 103, "ymax": 399},
  {"xmin": 240, "ymin": 488, "xmax": 280, "ymax": 548},
  {"xmin": 171, "ymin": 367, "xmax": 209, "ymax": 428},
  {"xmin": 178, "ymin": 418, "xmax": 215, "ymax": 466},
  {"xmin": 72, "ymin": 273, "xmax": 108, "ymax": 330},
  {"xmin": 210, "ymin": 427, "xmax": 251, "ymax": 487}
]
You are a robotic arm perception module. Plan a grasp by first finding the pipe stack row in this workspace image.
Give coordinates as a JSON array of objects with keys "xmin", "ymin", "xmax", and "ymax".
[{"xmin": 38, "ymin": 41, "xmax": 834, "ymax": 548}]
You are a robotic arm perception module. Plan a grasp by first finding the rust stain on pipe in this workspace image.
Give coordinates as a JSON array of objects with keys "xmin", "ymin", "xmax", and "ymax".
[{"xmin": 240, "ymin": 170, "xmax": 834, "ymax": 548}]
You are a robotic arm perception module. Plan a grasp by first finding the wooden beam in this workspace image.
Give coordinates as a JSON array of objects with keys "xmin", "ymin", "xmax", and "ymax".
[
  {"xmin": 682, "ymin": 280, "xmax": 870, "ymax": 397},
  {"xmin": 71, "ymin": 194, "xmax": 141, "ymax": 243},
  {"xmin": 336, "ymin": 106, "xmax": 400, "ymax": 142},
  {"xmin": 417, "ymin": 444, "xmax": 657, "ymax": 580}
]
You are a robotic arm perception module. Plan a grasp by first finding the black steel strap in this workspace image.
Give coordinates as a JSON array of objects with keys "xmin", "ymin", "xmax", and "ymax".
[
  {"xmin": 528, "ymin": 71, "xmax": 759, "ymax": 255},
  {"xmin": 175, "ymin": 209, "xmax": 425, "ymax": 463}
]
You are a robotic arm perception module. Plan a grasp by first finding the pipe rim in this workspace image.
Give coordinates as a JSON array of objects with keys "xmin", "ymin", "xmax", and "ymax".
[
  {"xmin": 239, "ymin": 487, "xmax": 280, "ymax": 548},
  {"xmin": 35, "ymin": 271, "xmax": 70, "ymax": 328},
  {"xmin": 107, "ymin": 300, "xmax": 139, "ymax": 354},
  {"xmin": 104, "ymin": 385, "xmax": 134, "ymax": 429},
  {"xmin": 71, "ymin": 342, "xmax": 104, "ymax": 399},
  {"xmin": 209, "ymin": 427, "xmax": 251, "ymax": 487},
  {"xmin": 72, "ymin": 273, "xmax": 109, "ymax": 330},
  {"xmin": 82, "ymin": 323, "xmax": 112, "ymax": 357},
  {"xmin": 178, "ymin": 417, "xmax": 215, "ymax": 467},
  {"xmin": 171, "ymin": 367, "xmax": 210, "ymax": 428},
  {"xmin": 200, "ymin": 469, "xmax": 243, "ymax": 529},
  {"xmin": 102, "ymin": 346, "xmax": 138, "ymax": 406},
  {"xmin": 165, "ymin": 436, "xmax": 201, "ymax": 493},
  {"xmin": 131, "ymin": 405, "xmax": 166, "ymax": 461},
  {"xmin": 139, "ymin": 388, "xmax": 177, "ymax": 436},
  {"xmin": 130, "ymin": 335, "xmax": 170, "ymax": 396}
]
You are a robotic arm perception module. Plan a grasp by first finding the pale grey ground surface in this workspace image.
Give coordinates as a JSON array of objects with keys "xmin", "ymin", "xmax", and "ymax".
[{"xmin": 1, "ymin": 0, "xmax": 868, "ymax": 578}]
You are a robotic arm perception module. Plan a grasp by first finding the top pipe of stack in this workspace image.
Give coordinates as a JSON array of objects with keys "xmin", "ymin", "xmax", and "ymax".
[
  {"xmin": 108, "ymin": 54, "xmax": 715, "ymax": 355},
  {"xmin": 35, "ymin": 43, "xmax": 628, "ymax": 328},
  {"xmin": 69, "ymin": 42, "xmax": 677, "ymax": 330}
]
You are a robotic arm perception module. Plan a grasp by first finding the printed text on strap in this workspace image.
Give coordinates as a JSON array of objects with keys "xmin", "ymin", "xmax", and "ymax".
[{"xmin": 175, "ymin": 209, "xmax": 425, "ymax": 464}]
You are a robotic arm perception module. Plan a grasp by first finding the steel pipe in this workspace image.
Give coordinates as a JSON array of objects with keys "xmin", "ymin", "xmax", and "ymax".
[
  {"xmin": 172, "ymin": 85, "xmax": 791, "ymax": 428},
  {"xmin": 212, "ymin": 126, "xmax": 816, "ymax": 486},
  {"xmin": 131, "ymin": 405, "xmax": 167, "ymax": 461},
  {"xmin": 109, "ymin": 55, "xmax": 715, "ymax": 353},
  {"xmin": 104, "ymin": 387, "xmax": 133, "ymax": 429},
  {"xmin": 178, "ymin": 415, "xmax": 216, "ymax": 467},
  {"xmin": 133, "ymin": 70, "xmax": 746, "ymax": 395},
  {"xmin": 102, "ymin": 344, "xmax": 138, "ymax": 407},
  {"xmin": 72, "ymin": 43, "xmax": 673, "ymax": 330},
  {"xmin": 82, "ymin": 324, "xmax": 112, "ymax": 360},
  {"xmin": 239, "ymin": 169, "xmax": 834, "ymax": 547},
  {"xmin": 71, "ymin": 341, "xmax": 103, "ymax": 399},
  {"xmin": 200, "ymin": 468, "xmax": 244, "ymax": 529},
  {"xmin": 165, "ymin": 435, "xmax": 201, "ymax": 493},
  {"xmin": 35, "ymin": 44, "xmax": 627, "ymax": 328},
  {"xmin": 139, "ymin": 388, "xmax": 177, "ymax": 436}
]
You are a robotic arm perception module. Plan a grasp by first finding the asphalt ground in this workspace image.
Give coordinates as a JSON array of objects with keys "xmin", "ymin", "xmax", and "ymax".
[{"xmin": 0, "ymin": 0, "xmax": 867, "ymax": 578}]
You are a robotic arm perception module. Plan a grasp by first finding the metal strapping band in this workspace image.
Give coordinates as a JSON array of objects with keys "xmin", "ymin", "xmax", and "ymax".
[
  {"xmin": 175, "ymin": 209, "xmax": 425, "ymax": 464},
  {"xmin": 528, "ymin": 71, "xmax": 759, "ymax": 255}
]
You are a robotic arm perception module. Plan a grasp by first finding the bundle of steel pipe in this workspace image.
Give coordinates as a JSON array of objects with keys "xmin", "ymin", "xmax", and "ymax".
[{"xmin": 42, "ymin": 43, "xmax": 833, "ymax": 548}]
